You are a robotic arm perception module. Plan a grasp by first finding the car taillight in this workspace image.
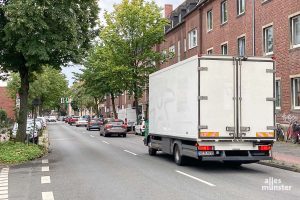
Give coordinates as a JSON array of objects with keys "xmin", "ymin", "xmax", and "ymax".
[
  {"xmin": 105, "ymin": 124, "xmax": 112, "ymax": 129},
  {"xmin": 122, "ymin": 124, "xmax": 127, "ymax": 129},
  {"xmin": 259, "ymin": 145, "xmax": 271, "ymax": 151},
  {"xmin": 197, "ymin": 146, "xmax": 214, "ymax": 151}
]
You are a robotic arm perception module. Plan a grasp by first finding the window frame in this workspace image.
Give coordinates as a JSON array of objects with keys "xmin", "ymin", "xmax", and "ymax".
[
  {"xmin": 237, "ymin": 0, "xmax": 245, "ymax": 16},
  {"xmin": 263, "ymin": 24, "xmax": 274, "ymax": 55},
  {"xmin": 207, "ymin": 47, "xmax": 213, "ymax": 55},
  {"xmin": 221, "ymin": 42, "xmax": 228, "ymax": 55},
  {"xmin": 207, "ymin": 10, "xmax": 213, "ymax": 32},
  {"xmin": 290, "ymin": 14, "xmax": 300, "ymax": 49},
  {"xmin": 221, "ymin": 1, "xmax": 228, "ymax": 24},
  {"xmin": 188, "ymin": 29, "xmax": 198, "ymax": 49},
  {"xmin": 275, "ymin": 79, "xmax": 281, "ymax": 109},
  {"xmin": 292, "ymin": 77, "xmax": 300, "ymax": 110},
  {"xmin": 237, "ymin": 35, "xmax": 246, "ymax": 56}
]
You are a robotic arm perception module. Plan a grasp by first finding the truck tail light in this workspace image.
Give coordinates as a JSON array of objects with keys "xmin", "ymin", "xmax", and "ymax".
[
  {"xmin": 197, "ymin": 146, "xmax": 214, "ymax": 151},
  {"xmin": 259, "ymin": 145, "xmax": 272, "ymax": 151}
]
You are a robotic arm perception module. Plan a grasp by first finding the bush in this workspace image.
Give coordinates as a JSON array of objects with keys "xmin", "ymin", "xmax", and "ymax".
[
  {"xmin": 0, "ymin": 141, "xmax": 45, "ymax": 164},
  {"xmin": 0, "ymin": 109, "xmax": 7, "ymax": 122}
]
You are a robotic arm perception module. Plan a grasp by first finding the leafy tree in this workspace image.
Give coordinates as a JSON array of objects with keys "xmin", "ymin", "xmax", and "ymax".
[
  {"xmin": 83, "ymin": 45, "xmax": 129, "ymax": 118},
  {"xmin": 101, "ymin": 0, "xmax": 168, "ymax": 121},
  {"xmin": 0, "ymin": 0, "xmax": 99, "ymax": 142},
  {"xmin": 7, "ymin": 67, "xmax": 69, "ymax": 116}
]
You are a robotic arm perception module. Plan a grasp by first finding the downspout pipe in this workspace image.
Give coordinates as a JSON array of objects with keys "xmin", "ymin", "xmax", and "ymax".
[{"xmin": 252, "ymin": 0, "xmax": 256, "ymax": 56}]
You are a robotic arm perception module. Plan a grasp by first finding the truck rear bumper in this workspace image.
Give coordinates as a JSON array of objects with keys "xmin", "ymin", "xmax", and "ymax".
[{"xmin": 198, "ymin": 150, "xmax": 272, "ymax": 162}]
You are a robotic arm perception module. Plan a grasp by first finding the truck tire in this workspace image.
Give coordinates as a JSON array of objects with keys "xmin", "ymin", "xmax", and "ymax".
[
  {"xmin": 148, "ymin": 147, "xmax": 157, "ymax": 156},
  {"xmin": 174, "ymin": 144, "xmax": 186, "ymax": 166}
]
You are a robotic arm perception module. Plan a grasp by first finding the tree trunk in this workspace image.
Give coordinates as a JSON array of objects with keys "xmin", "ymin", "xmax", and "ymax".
[
  {"xmin": 94, "ymin": 96, "xmax": 99, "ymax": 117},
  {"xmin": 110, "ymin": 93, "xmax": 118, "ymax": 119},
  {"xmin": 133, "ymin": 82, "xmax": 140, "ymax": 123},
  {"xmin": 16, "ymin": 65, "xmax": 29, "ymax": 142}
]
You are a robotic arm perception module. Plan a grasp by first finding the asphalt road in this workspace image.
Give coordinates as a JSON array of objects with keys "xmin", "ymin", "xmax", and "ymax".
[{"xmin": 6, "ymin": 122, "xmax": 300, "ymax": 200}]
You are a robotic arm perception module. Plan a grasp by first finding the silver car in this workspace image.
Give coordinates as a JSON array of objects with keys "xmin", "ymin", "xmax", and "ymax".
[{"xmin": 100, "ymin": 119, "xmax": 127, "ymax": 137}]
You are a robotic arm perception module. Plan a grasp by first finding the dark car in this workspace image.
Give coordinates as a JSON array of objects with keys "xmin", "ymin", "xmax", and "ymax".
[
  {"xmin": 100, "ymin": 119, "xmax": 127, "ymax": 137},
  {"xmin": 86, "ymin": 119, "xmax": 102, "ymax": 131}
]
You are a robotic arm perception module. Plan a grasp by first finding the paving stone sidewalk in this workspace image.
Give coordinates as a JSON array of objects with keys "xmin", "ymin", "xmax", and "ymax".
[{"xmin": 260, "ymin": 141, "xmax": 300, "ymax": 172}]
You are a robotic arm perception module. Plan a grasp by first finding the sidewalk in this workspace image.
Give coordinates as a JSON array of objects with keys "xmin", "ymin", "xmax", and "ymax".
[{"xmin": 260, "ymin": 141, "xmax": 300, "ymax": 172}]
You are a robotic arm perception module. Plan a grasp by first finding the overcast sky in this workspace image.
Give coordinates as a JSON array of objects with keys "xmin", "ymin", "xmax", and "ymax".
[{"xmin": 62, "ymin": 0, "xmax": 183, "ymax": 87}]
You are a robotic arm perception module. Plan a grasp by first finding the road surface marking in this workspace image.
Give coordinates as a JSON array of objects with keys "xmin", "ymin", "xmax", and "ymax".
[
  {"xmin": 90, "ymin": 135, "xmax": 95, "ymax": 138},
  {"xmin": 0, "ymin": 168, "xmax": 8, "ymax": 200},
  {"xmin": 102, "ymin": 141, "xmax": 110, "ymax": 144},
  {"xmin": 41, "ymin": 176, "xmax": 51, "ymax": 184},
  {"xmin": 124, "ymin": 150, "xmax": 138, "ymax": 156},
  {"xmin": 42, "ymin": 191, "xmax": 54, "ymax": 200},
  {"xmin": 175, "ymin": 170, "xmax": 216, "ymax": 187},
  {"xmin": 42, "ymin": 159, "xmax": 49, "ymax": 164},
  {"xmin": 42, "ymin": 166, "xmax": 49, "ymax": 172}
]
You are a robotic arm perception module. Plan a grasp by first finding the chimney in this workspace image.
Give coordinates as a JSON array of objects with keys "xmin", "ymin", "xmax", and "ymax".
[{"xmin": 164, "ymin": 4, "xmax": 173, "ymax": 18}]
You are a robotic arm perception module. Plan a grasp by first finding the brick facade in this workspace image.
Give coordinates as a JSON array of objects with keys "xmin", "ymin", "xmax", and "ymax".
[{"xmin": 0, "ymin": 87, "xmax": 15, "ymax": 119}]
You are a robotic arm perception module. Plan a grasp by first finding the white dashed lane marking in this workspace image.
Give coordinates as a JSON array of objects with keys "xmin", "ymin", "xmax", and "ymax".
[
  {"xmin": 175, "ymin": 170, "xmax": 216, "ymax": 187},
  {"xmin": 42, "ymin": 166, "xmax": 49, "ymax": 172},
  {"xmin": 42, "ymin": 159, "xmax": 49, "ymax": 164},
  {"xmin": 102, "ymin": 141, "xmax": 110, "ymax": 144},
  {"xmin": 124, "ymin": 150, "xmax": 138, "ymax": 156},
  {"xmin": 90, "ymin": 135, "xmax": 95, "ymax": 138},
  {"xmin": 0, "ymin": 168, "xmax": 9, "ymax": 200},
  {"xmin": 42, "ymin": 191, "xmax": 54, "ymax": 200},
  {"xmin": 41, "ymin": 176, "xmax": 51, "ymax": 184}
]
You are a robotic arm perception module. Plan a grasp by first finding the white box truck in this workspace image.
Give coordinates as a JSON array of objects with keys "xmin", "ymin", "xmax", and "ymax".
[
  {"xmin": 144, "ymin": 55, "xmax": 276, "ymax": 166},
  {"xmin": 117, "ymin": 108, "xmax": 137, "ymax": 131}
]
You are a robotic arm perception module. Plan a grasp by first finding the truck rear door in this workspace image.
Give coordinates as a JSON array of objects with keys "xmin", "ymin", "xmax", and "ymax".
[
  {"xmin": 199, "ymin": 57, "xmax": 236, "ymax": 139},
  {"xmin": 198, "ymin": 56, "xmax": 275, "ymax": 141},
  {"xmin": 238, "ymin": 58, "xmax": 275, "ymax": 140}
]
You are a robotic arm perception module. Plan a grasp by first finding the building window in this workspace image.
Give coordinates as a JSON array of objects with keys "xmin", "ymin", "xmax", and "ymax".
[
  {"xmin": 292, "ymin": 77, "xmax": 300, "ymax": 109},
  {"xmin": 238, "ymin": 36, "xmax": 246, "ymax": 56},
  {"xmin": 263, "ymin": 25, "xmax": 274, "ymax": 54},
  {"xmin": 275, "ymin": 80, "xmax": 281, "ymax": 109},
  {"xmin": 184, "ymin": 38, "xmax": 187, "ymax": 52},
  {"xmin": 237, "ymin": 0, "xmax": 245, "ymax": 15},
  {"xmin": 188, "ymin": 29, "xmax": 197, "ymax": 49},
  {"xmin": 221, "ymin": 1, "xmax": 228, "ymax": 24},
  {"xmin": 221, "ymin": 43, "xmax": 228, "ymax": 55},
  {"xmin": 169, "ymin": 45, "xmax": 175, "ymax": 58},
  {"xmin": 207, "ymin": 10, "xmax": 213, "ymax": 31},
  {"xmin": 177, "ymin": 40, "xmax": 181, "ymax": 62},
  {"xmin": 207, "ymin": 48, "xmax": 213, "ymax": 55},
  {"xmin": 291, "ymin": 14, "xmax": 300, "ymax": 48}
]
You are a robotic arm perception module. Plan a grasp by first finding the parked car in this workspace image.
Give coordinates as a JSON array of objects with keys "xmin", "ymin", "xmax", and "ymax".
[
  {"xmin": 75, "ymin": 118, "xmax": 88, "ymax": 127},
  {"xmin": 100, "ymin": 119, "xmax": 127, "ymax": 137},
  {"xmin": 48, "ymin": 116, "xmax": 57, "ymax": 122},
  {"xmin": 86, "ymin": 119, "xmax": 102, "ymax": 131},
  {"xmin": 69, "ymin": 116, "xmax": 80, "ymax": 125},
  {"xmin": 37, "ymin": 117, "xmax": 47, "ymax": 128},
  {"xmin": 135, "ymin": 119, "xmax": 145, "ymax": 136}
]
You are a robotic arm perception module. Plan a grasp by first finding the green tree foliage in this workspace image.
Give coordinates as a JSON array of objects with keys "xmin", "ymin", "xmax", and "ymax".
[
  {"xmin": 0, "ymin": 0, "xmax": 99, "ymax": 141},
  {"xmin": 7, "ymin": 67, "xmax": 69, "ymax": 115},
  {"xmin": 82, "ymin": 45, "xmax": 129, "ymax": 118},
  {"xmin": 100, "ymin": 0, "xmax": 168, "ymax": 120}
]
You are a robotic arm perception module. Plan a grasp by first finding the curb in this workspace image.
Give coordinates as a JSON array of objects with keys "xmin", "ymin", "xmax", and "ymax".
[{"xmin": 259, "ymin": 161, "xmax": 300, "ymax": 173}]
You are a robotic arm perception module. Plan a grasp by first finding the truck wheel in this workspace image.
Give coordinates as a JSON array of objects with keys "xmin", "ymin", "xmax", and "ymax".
[
  {"xmin": 174, "ymin": 145, "xmax": 186, "ymax": 166},
  {"xmin": 148, "ymin": 147, "xmax": 157, "ymax": 156},
  {"xmin": 123, "ymin": 134, "xmax": 127, "ymax": 138}
]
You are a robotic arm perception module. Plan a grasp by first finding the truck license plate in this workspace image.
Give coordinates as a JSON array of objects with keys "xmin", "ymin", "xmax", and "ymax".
[{"xmin": 199, "ymin": 151, "xmax": 214, "ymax": 156}]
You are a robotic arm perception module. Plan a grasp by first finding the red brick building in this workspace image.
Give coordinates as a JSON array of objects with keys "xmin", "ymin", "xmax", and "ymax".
[
  {"xmin": 0, "ymin": 87, "xmax": 15, "ymax": 119},
  {"xmin": 158, "ymin": 0, "xmax": 300, "ymax": 124}
]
